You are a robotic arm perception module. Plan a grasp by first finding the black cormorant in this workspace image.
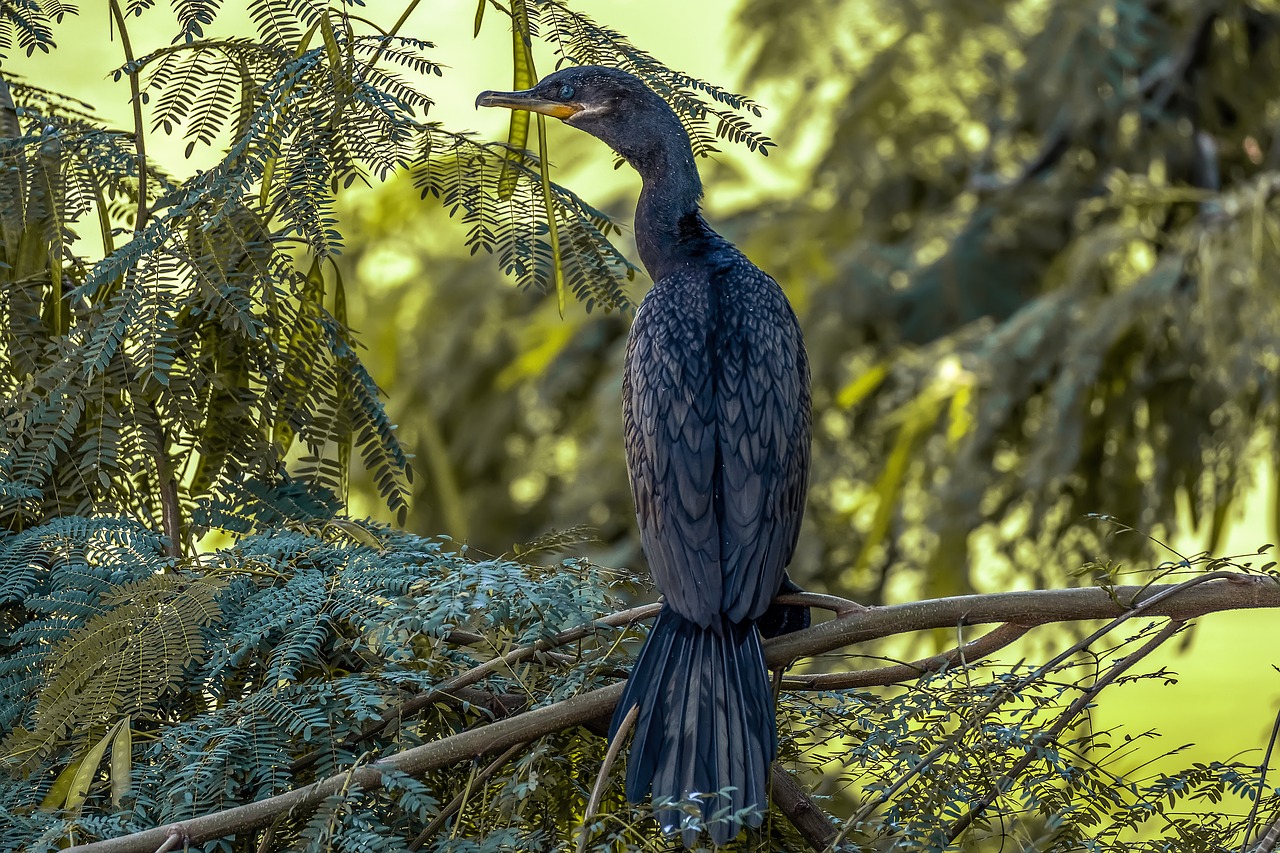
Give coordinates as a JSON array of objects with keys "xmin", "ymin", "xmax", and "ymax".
[{"xmin": 478, "ymin": 66, "xmax": 811, "ymax": 847}]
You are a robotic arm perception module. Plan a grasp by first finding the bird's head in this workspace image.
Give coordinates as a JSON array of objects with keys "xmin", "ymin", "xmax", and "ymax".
[{"xmin": 476, "ymin": 66, "xmax": 689, "ymax": 168}]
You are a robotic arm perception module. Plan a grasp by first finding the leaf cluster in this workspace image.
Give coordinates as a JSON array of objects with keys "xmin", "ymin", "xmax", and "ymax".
[
  {"xmin": 785, "ymin": 643, "xmax": 1270, "ymax": 852},
  {"xmin": 532, "ymin": 0, "xmax": 776, "ymax": 158},
  {"xmin": 0, "ymin": 7, "xmax": 427, "ymax": 532},
  {"xmin": 0, "ymin": 500, "xmax": 634, "ymax": 850},
  {"xmin": 0, "ymin": 0, "xmax": 781, "ymax": 541},
  {"xmin": 1, "ymin": 511, "xmax": 1274, "ymax": 852}
]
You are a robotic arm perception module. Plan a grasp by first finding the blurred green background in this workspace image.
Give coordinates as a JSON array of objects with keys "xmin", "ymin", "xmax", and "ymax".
[{"xmin": 13, "ymin": 0, "xmax": 1280, "ymax": 805}]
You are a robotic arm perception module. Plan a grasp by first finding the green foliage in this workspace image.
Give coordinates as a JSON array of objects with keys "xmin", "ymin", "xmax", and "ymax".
[
  {"xmin": 3, "ymin": 1, "xmax": 1278, "ymax": 850},
  {"xmin": 0, "ymin": 0, "xmax": 66, "ymax": 57},
  {"xmin": 1, "ymin": 515, "xmax": 1273, "ymax": 851},
  {"xmin": 782, "ymin": 645, "xmax": 1270, "ymax": 852},
  {"xmin": 0, "ymin": 517, "xmax": 172, "ymax": 738},
  {"xmin": 0, "ymin": 0, "xmax": 776, "ymax": 541},
  {"xmin": 4, "ymin": 570, "xmax": 224, "ymax": 773},
  {"xmin": 0, "ymin": 507, "xmax": 632, "ymax": 850},
  {"xmin": 0, "ymin": 26, "xmax": 417, "ymax": 532},
  {"xmin": 530, "ymin": 1, "xmax": 776, "ymax": 158}
]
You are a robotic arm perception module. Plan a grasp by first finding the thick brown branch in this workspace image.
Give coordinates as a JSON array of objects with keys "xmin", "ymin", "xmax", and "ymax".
[
  {"xmin": 67, "ymin": 575, "xmax": 1280, "ymax": 853},
  {"xmin": 770, "ymin": 766, "xmax": 839, "ymax": 850},
  {"xmin": 763, "ymin": 573, "xmax": 1279, "ymax": 664}
]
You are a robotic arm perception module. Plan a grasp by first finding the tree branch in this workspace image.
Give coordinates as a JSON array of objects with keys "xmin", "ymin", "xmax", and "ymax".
[
  {"xmin": 290, "ymin": 602, "xmax": 660, "ymax": 773},
  {"xmin": 66, "ymin": 574, "xmax": 1280, "ymax": 853},
  {"xmin": 107, "ymin": 0, "xmax": 148, "ymax": 232},
  {"xmin": 1245, "ymin": 709, "xmax": 1280, "ymax": 852},
  {"xmin": 770, "ymin": 766, "xmax": 839, "ymax": 850},
  {"xmin": 763, "ymin": 572, "xmax": 1278, "ymax": 664},
  {"xmin": 780, "ymin": 621, "xmax": 1029, "ymax": 691},
  {"xmin": 947, "ymin": 619, "xmax": 1186, "ymax": 842}
]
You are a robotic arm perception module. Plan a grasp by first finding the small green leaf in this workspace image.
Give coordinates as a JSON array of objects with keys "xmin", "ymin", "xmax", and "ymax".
[{"xmin": 324, "ymin": 519, "xmax": 384, "ymax": 552}]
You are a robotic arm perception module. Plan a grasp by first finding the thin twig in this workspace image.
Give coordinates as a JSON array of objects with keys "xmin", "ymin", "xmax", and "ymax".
[
  {"xmin": 108, "ymin": 6, "xmax": 181, "ymax": 559},
  {"xmin": 107, "ymin": 0, "xmax": 148, "ymax": 232},
  {"xmin": 775, "ymin": 592, "xmax": 866, "ymax": 617},
  {"xmin": 441, "ymin": 628, "xmax": 487, "ymax": 646},
  {"xmin": 946, "ymin": 619, "xmax": 1184, "ymax": 842},
  {"xmin": 353, "ymin": 0, "xmax": 423, "ymax": 87},
  {"xmin": 151, "ymin": 831, "xmax": 181, "ymax": 853},
  {"xmin": 254, "ymin": 818, "xmax": 280, "ymax": 853},
  {"xmin": 578, "ymin": 704, "xmax": 638, "ymax": 853},
  {"xmin": 145, "ymin": 398, "xmax": 183, "ymax": 558},
  {"xmin": 1243, "ymin": 709, "xmax": 1280, "ymax": 852},
  {"xmin": 407, "ymin": 741, "xmax": 526, "ymax": 850}
]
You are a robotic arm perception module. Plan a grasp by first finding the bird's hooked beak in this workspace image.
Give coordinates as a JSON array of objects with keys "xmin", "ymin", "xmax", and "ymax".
[{"xmin": 475, "ymin": 88, "xmax": 581, "ymax": 119}]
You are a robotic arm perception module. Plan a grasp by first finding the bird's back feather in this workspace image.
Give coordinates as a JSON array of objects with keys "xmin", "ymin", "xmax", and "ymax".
[{"xmin": 623, "ymin": 243, "xmax": 810, "ymax": 627}]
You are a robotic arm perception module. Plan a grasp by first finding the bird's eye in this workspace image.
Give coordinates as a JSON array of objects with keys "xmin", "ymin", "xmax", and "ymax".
[{"xmin": 558, "ymin": 84, "xmax": 575, "ymax": 100}]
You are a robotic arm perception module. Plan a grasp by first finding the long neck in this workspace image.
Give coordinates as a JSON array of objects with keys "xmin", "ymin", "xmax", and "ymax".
[{"xmin": 628, "ymin": 135, "xmax": 710, "ymax": 282}]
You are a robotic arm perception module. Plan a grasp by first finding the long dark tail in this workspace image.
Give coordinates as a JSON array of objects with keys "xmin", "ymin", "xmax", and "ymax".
[{"xmin": 609, "ymin": 605, "xmax": 775, "ymax": 847}]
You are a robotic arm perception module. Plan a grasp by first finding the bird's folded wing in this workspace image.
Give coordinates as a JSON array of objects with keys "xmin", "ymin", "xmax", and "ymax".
[
  {"xmin": 624, "ymin": 282, "xmax": 723, "ymax": 626},
  {"xmin": 716, "ymin": 266, "xmax": 811, "ymax": 622}
]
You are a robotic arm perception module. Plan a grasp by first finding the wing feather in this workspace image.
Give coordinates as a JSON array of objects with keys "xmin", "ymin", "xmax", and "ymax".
[
  {"xmin": 716, "ymin": 263, "xmax": 811, "ymax": 622},
  {"xmin": 624, "ymin": 281, "xmax": 722, "ymax": 626}
]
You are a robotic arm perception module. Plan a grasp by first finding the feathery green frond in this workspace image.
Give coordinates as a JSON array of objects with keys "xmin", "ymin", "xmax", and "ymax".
[
  {"xmin": 1, "ymin": 515, "xmax": 1270, "ymax": 851},
  {"xmin": 534, "ymin": 0, "xmax": 776, "ymax": 157}
]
